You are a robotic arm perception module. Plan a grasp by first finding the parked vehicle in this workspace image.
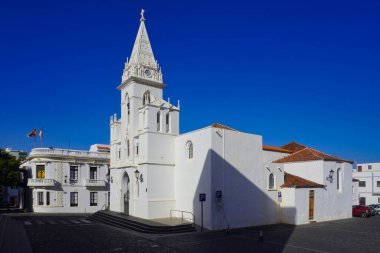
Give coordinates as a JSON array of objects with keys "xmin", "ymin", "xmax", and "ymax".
[
  {"xmin": 369, "ymin": 204, "xmax": 380, "ymax": 215},
  {"xmin": 352, "ymin": 205, "xmax": 371, "ymax": 218},
  {"xmin": 367, "ymin": 206, "xmax": 376, "ymax": 216}
]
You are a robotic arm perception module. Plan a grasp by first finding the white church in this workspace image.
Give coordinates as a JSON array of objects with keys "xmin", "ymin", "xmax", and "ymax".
[{"xmin": 109, "ymin": 10, "xmax": 353, "ymax": 230}]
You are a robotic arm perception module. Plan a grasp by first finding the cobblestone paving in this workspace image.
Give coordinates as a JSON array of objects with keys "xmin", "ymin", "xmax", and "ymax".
[{"xmin": 18, "ymin": 215, "xmax": 380, "ymax": 253}]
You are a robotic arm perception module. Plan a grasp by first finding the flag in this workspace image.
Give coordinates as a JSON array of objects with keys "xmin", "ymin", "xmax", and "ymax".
[
  {"xmin": 27, "ymin": 129, "xmax": 37, "ymax": 138},
  {"xmin": 39, "ymin": 128, "xmax": 43, "ymax": 139}
]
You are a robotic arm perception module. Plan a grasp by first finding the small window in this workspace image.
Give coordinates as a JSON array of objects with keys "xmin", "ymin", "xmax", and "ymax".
[
  {"xmin": 127, "ymin": 139, "xmax": 130, "ymax": 158},
  {"xmin": 166, "ymin": 113, "xmax": 170, "ymax": 133},
  {"xmin": 337, "ymin": 168, "xmax": 341, "ymax": 190},
  {"xmin": 358, "ymin": 166, "xmax": 362, "ymax": 172},
  {"xmin": 157, "ymin": 111, "xmax": 161, "ymax": 131},
  {"xmin": 70, "ymin": 192, "xmax": 78, "ymax": 207},
  {"xmin": 136, "ymin": 143, "xmax": 139, "ymax": 156},
  {"xmin": 359, "ymin": 181, "xmax": 366, "ymax": 187},
  {"xmin": 377, "ymin": 181, "xmax": 380, "ymax": 187},
  {"xmin": 118, "ymin": 147, "xmax": 121, "ymax": 160},
  {"xmin": 269, "ymin": 173, "xmax": 275, "ymax": 190},
  {"xmin": 90, "ymin": 167, "xmax": 97, "ymax": 180},
  {"xmin": 90, "ymin": 192, "xmax": 98, "ymax": 206},
  {"xmin": 46, "ymin": 191, "xmax": 50, "ymax": 206},
  {"xmin": 369, "ymin": 165, "xmax": 372, "ymax": 170},
  {"xmin": 37, "ymin": 192, "xmax": 44, "ymax": 205},
  {"xmin": 186, "ymin": 141, "xmax": 193, "ymax": 159},
  {"xmin": 378, "ymin": 198, "xmax": 380, "ymax": 204}
]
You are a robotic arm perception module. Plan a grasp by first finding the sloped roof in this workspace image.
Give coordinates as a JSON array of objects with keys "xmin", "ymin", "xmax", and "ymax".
[
  {"xmin": 262, "ymin": 145, "xmax": 293, "ymax": 153},
  {"xmin": 281, "ymin": 172, "xmax": 325, "ymax": 188},
  {"xmin": 210, "ymin": 123, "xmax": 237, "ymax": 131},
  {"xmin": 273, "ymin": 146, "xmax": 353, "ymax": 164},
  {"xmin": 281, "ymin": 142, "xmax": 307, "ymax": 153}
]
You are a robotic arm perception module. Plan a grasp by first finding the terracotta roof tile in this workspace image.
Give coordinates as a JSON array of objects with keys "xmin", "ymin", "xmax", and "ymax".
[
  {"xmin": 273, "ymin": 147, "xmax": 353, "ymax": 164},
  {"xmin": 210, "ymin": 123, "xmax": 237, "ymax": 131},
  {"xmin": 281, "ymin": 172, "xmax": 325, "ymax": 188},
  {"xmin": 281, "ymin": 142, "xmax": 307, "ymax": 153},
  {"xmin": 262, "ymin": 145, "xmax": 293, "ymax": 154}
]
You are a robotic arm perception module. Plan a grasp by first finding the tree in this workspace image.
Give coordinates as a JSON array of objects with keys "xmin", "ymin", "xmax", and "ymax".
[{"xmin": 0, "ymin": 149, "xmax": 21, "ymax": 186}]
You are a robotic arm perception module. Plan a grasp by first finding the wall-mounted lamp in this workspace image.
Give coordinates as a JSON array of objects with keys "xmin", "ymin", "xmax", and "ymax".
[
  {"xmin": 64, "ymin": 175, "xmax": 68, "ymax": 183},
  {"xmin": 326, "ymin": 169, "xmax": 334, "ymax": 183},
  {"xmin": 134, "ymin": 169, "xmax": 143, "ymax": 183}
]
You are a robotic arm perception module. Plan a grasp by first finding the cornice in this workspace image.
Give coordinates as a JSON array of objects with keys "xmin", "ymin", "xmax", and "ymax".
[{"xmin": 117, "ymin": 76, "xmax": 166, "ymax": 91}]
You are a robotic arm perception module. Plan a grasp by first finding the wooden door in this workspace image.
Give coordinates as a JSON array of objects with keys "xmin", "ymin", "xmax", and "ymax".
[
  {"xmin": 358, "ymin": 166, "xmax": 362, "ymax": 172},
  {"xmin": 309, "ymin": 190, "xmax": 314, "ymax": 220}
]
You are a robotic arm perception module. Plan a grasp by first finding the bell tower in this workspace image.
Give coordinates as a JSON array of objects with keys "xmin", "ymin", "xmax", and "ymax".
[{"xmin": 110, "ymin": 9, "xmax": 180, "ymax": 219}]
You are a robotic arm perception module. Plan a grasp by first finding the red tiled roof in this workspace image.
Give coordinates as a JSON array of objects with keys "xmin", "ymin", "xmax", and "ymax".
[
  {"xmin": 281, "ymin": 142, "xmax": 307, "ymax": 153},
  {"xmin": 273, "ymin": 147, "xmax": 353, "ymax": 164},
  {"xmin": 262, "ymin": 145, "xmax": 293, "ymax": 154},
  {"xmin": 281, "ymin": 172, "xmax": 325, "ymax": 188},
  {"xmin": 210, "ymin": 123, "xmax": 237, "ymax": 131}
]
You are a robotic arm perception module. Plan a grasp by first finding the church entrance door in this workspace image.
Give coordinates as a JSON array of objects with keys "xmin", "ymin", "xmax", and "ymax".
[{"xmin": 122, "ymin": 172, "xmax": 130, "ymax": 215}]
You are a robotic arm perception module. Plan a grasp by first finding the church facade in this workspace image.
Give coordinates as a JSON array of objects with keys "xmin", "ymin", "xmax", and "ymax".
[{"xmin": 109, "ymin": 10, "xmax": 353, "ymax": 230}]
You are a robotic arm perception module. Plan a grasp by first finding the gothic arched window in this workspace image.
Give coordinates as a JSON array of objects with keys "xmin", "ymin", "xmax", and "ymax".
[
  {"xmin": 142, "ymin": 91, "xmax": 151, "ymax": 105},
  {"xmin": 126, "ymin": 94, "xmax": 130, "ymax": 121},
  {"xmin": 157, "ymin": 111, "xmax": 161, "ymax": 131},
  {"xmin": 127, "ymin": 139, "xmax": 130, "ymax": 158},
  {"xmin": 269, "ymin": 173, "xmax": 274, "ymax": 189},
  {"xmin": 186, "ymin": 141, "xmax": 193, "ymax": 159}
]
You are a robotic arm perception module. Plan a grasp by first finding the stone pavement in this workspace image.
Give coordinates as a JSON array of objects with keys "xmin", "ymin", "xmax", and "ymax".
[{"xmin": 6, "ymin": 213, "xmax": 380, "ymax": 252}]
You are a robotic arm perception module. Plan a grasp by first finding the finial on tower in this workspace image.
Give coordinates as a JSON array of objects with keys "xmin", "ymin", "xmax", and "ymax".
[{"xmin": 140, "ymin": 9, "xmax": 145, "ymax": 21}]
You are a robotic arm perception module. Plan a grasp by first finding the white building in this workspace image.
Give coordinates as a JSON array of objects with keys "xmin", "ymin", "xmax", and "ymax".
[
  {"xmin": 353, "ymin": 162, "xmax": 380, "ymax": 205},
  {"xmin": 21, "ymin": 144, "xmax": 110, "ymax": 213},
  {"xmin": 109, "ymin": 10, "xmax": 353, "ymax": 229}
]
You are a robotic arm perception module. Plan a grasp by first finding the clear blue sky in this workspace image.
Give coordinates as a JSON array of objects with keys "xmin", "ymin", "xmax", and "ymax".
[{"xmin": 0, "ymin": 0, "xmax": 379, "ymax": 163}]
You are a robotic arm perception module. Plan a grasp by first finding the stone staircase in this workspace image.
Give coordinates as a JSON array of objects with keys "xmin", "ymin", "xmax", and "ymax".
[{"xmin": 89, "ymin": 210, "xmax": 196, "ymax": 234}]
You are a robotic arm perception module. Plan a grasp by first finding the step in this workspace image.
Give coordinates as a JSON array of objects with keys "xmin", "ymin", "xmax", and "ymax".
[
  {"xmin": 90, "ymin": 214, "xmax": 195, "ymax": 234},
  {"xmin": 89, "ymin": 211, "xmax": 195, "ymax": 234}
]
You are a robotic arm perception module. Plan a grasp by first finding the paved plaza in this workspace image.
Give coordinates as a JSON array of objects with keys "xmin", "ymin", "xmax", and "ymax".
[{"xmin": 2, "ymin": 214, "xmax": 377, "ymax": 253}]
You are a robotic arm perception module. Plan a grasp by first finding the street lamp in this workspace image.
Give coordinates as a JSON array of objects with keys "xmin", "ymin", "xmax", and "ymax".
[
  {"xmin": 326, "ymin": 169, "xmax": 334, "ymax": 183},
  {"xmin": 134, "ymin": 169, "xmax": 143, "ymax": 183}
]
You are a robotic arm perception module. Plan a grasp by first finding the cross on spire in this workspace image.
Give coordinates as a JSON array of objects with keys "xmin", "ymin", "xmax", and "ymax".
[{"xmin": 140, "ymin": 9, "xmax": 145, "ymax": 21}]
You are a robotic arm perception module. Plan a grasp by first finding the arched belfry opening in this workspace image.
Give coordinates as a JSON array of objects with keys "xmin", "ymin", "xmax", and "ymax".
[{"xmin": 122, "ymin": 172, "xmax": 130, "ymax": 215}]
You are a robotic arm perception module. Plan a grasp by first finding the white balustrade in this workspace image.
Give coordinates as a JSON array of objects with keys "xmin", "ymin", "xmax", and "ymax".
[
  {"xmin": 27, "ymin": 178, "xmax": 55, "ymax": 187},
  {"xmin": 29, "ymin": 148, "xmax": 110, "ymax": 159}
]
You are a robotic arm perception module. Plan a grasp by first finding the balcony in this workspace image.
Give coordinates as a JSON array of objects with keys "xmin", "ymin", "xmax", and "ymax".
[
  {"xmin": 83, "ymin": 179, "xmax": 106, "ymax": 187},
  {"xmin": 28, "ymin": 179, "xmax": 55, "ymax": 187}
]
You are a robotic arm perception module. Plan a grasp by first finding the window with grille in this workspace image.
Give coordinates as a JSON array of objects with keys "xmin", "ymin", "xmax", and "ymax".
[
  {"xmin": 90, "ymin": 192, "xmax": 98, "ymax": 206},
  {"xmin": 70, "ymin": 192, "xmax": 78, "ymax": 207},
  {"xmin": 359, "ymin": 181, "xmax": 366, "ymax": 187},
  {"xmin": 37, "ymin": 192, "xmax": 44, "ymax": 205},
  {"xmin": 90, "ymin": 167, "xmax": 97, "ymax": 180}
]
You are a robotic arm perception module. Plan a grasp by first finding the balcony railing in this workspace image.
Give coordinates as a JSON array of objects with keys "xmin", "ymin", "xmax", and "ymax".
[
  {"xmin": 83, "ymin": 179, "xmax": 106, "ymax": 187},
  {"xmin": 29, "ymin": 148, "xmax": 110, "ymax": 159},
  {"xmin": 28, "ymin": 178, "xmax": 55, "ymax": 187}
]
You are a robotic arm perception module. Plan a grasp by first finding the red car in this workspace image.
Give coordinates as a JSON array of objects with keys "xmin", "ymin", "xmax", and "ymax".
[{"xmin": 352, "ymin": 205, "xmax": 371, "ymax": 218}]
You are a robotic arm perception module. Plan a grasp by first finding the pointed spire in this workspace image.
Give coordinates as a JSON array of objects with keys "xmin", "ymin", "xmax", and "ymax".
[{"xmin": 129, "ymin": 9, "xmax": 157, "ymax": 68}]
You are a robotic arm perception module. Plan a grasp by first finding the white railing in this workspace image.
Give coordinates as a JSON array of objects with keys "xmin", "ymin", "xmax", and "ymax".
[
  {"xmin": 83, "ymin": 179, "xmax": 106, "ymax": 187},
  {"xmin": 30, "ymin": 148, "xmax": 110, "ymax": 159},
  {"xmin": 27, "ymin": 178, "xmax": 55, "ymax": 187},
  {"xmin": 170, "ymin": 209, "xmax": 195, "ymax": 227}
]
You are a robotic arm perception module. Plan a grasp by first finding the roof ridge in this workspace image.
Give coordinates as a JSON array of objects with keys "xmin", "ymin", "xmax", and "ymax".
[{"xmin": 272, "ymin": 147, "xmax": 308, "ymax": 163}]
